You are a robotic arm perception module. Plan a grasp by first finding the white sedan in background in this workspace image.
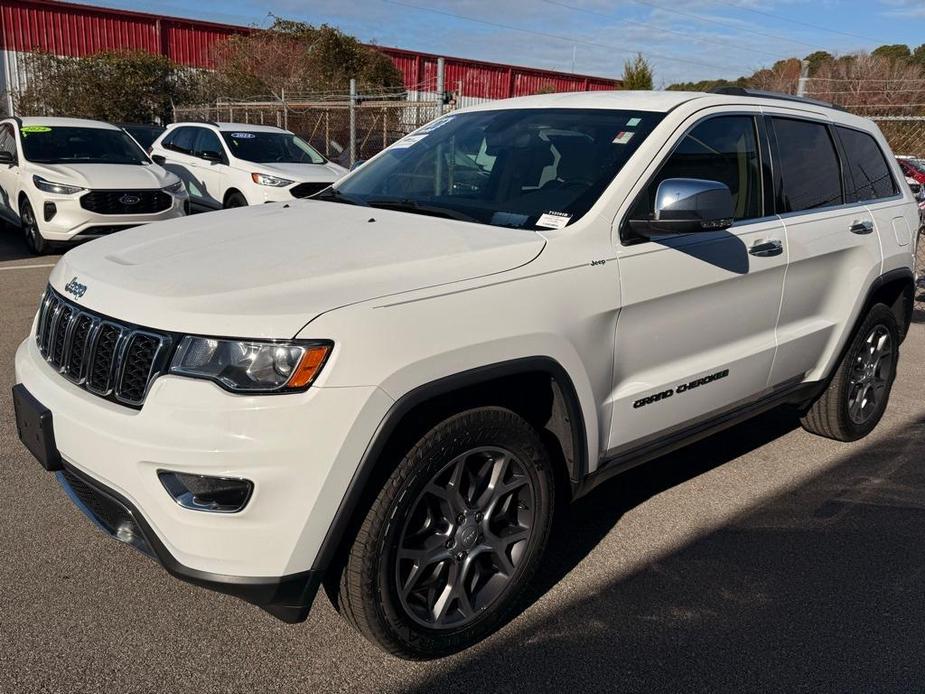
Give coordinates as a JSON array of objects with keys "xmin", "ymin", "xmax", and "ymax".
[{"xmin": 150, "ymin": 122, "xmax": 347, "ymax": 209}]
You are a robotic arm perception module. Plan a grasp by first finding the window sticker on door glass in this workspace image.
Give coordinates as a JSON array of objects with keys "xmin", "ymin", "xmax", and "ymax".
[
  {"xmin": 391, "ymin": 133, "xmax": 428, "ymax": 149},
  {"xmin": 230, "ymin": 132, "xmax": 256, "ymax": 139},
  {"xmin": 613, "ymin": 131, "xmax": 635, "ymax": 145},
  {"xmin": 535, "ymin": 211, "xmax": 572, "ymax": 229},
  {"xmin": 21, "ymin": 126, "xmax": 52, "ymax": 134},
  {"xmin": 626, "ymin": 117, "xmax": 641, "ymax": 127},
  {"xmin": 491, "ymin": 211, "xmax": 530, "ymax": 228}
]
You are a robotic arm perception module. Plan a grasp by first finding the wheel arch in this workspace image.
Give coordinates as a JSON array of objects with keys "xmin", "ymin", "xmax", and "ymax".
[
  {"xmin": 868, "ymin": 267, "xmax": 915, "ymax": 341},
  {"xmin": 223, "ymin": 187, "xmax": 248, "ymax": 207},
  {"xmin": 311, "ymin": 356, "xmax": 588, "ymax": 575}
]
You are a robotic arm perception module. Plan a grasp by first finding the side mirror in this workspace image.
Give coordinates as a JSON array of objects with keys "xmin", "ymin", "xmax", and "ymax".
[
  {"xmin": 629, "ymin": 178, "xmax": 735, "ymax": 236},
  {"xmin": 151, "ymin": 154, "xmax": 166, "ymax": 166},
  {"xmin": 0, "ymin": 150, "xmax": 15, "ymax": 165},
  {"xmin": 200, "ymin": 150, "xmax": 223, "ymax": 163}
]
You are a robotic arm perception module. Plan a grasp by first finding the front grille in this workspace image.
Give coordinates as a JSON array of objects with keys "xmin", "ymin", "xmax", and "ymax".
[
  {"xmin": 80, "ymin": 189, "xmax": 171, "ymax": 215},
  {"xmin": 291, "ymin": 182, "xmax": 330, "ymax": 198},
  {"xmin": 35, "ymin": 288, "xmax": 172, "ymax": 408},
  {"xmin": 75, "ymin": 225, "xmax": 137, "ymax": 238}
]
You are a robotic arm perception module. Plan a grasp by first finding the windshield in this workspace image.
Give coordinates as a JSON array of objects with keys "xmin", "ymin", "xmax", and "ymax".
[
  {"xmin": 327, "ymin": 108, "xmax": 663, "ymax": 229},
  {"xmin": 20, "ymin": 126, "xmax": 150, "ymax": 165},
  {"xmin": 222, "ymin": 131, "xmax": 326, "ymax": 164}
]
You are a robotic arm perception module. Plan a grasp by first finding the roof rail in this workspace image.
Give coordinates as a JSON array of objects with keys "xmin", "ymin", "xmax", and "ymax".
[{"xmin": 709, "ymin": 86, "xmax": 847, "ymax": 112}]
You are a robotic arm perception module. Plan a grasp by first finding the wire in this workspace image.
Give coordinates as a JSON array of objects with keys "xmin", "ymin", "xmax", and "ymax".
[
  {"xmin": 380, "ymin": 0, "xmax": 748, "ymax": 73},
  {"xmin": 537, "ymin": 0, "xmax": 794, "ymax": 62},
  {"xmin": 628, "ymin": 0, "xmax": 822, "ymax": 52},
  {"xmin": 707, "ymin": 0, "xmax": 891, "ymax": 45}
]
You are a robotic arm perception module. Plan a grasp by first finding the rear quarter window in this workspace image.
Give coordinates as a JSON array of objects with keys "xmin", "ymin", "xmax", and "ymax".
[
  {"xmin": 772, "ymin": 117, "xmax": 843, "ymax": 213},
  {"xmin": 836, "ymin": 126, "xmax": 897, "ymax": 202}
]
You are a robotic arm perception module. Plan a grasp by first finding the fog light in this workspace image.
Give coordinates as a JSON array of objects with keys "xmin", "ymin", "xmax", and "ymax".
[
  {"xmin": 43, "ymin": 202, "xmax": 56, "ymax": 222},
  {"xmin": 158, "ymin": 471, "xmax": 253, "ymax": 513}
]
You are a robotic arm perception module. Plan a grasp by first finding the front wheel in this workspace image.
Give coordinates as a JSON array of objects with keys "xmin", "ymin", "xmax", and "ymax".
[
  {"xmin": 20, "ymin": 199, "xmax": 49, "ymax": 255},
  {"xmin": 334, "ymin": 407, "xmax": 555, "ymax": 659},
  {"xmin": 223, "ymin": 191, "xmax": 248, "ymax": 208},
  {"xmin": 801, "ymin": 303, "xmax": 900, "ymax": 441}
]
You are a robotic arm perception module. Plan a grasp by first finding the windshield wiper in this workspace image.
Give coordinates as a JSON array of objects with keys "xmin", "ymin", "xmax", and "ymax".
[
  {"xmin": 312, "ymin": 187, "xmax": 369, "ymax": 206},
  {"xmin": 365, "ymin": 198, "xmax": 479, "ymax": 223}
]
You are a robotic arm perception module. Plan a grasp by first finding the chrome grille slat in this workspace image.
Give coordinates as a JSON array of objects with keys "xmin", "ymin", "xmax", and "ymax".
[{"xmin": 33, "ymin": 287, "xmax": 173, "ymax": 409}]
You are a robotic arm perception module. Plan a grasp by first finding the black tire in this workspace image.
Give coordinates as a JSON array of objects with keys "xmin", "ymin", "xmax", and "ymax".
[
  {"xmin": 20, "ymin": 198, "xmax": 49, "ymax": 255},
  {"xmin": 801, "ymin": 303, "xmax": 900, "ymax": 441},
  {"xmin": 223, "ymin": 191, "xmax": 248, "ymax": 208},
  {"xmin": 335, "ymin": 406, "xmax": 555, "ymax": 660}
]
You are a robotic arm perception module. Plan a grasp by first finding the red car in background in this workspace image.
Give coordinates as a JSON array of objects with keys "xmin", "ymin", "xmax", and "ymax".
[{"xmin": 897, "ymin": 156, "xmax": 925, "ymax": 185}]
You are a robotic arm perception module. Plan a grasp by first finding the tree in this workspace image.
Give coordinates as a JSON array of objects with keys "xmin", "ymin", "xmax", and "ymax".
[
  {"xmin": 912, "ymin": 44, "xmax": 925, "ymax": 67},
  {"xmin": 804, "ymin": 51, "xmax": 834, "ymax": 76},
  {"xmin": 871, "ymin": 44, "xmax": 912, "ymax": 63},
  {"xmin": 622, "ymin": 53, "xmax": 653, "ymax": 90},
  {"xmin": 206, "ymin": 18, "xmax": 403, "ymax": 99},
  {"xmin": 16, "ymin": 50, "xmax": 200, "ymax": 121}
]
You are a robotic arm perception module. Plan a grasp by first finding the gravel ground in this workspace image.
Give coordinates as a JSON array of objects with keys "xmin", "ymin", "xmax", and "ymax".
[{"xmin": 1, "ymin": 228, "xmax": 924, "ymax": 693}]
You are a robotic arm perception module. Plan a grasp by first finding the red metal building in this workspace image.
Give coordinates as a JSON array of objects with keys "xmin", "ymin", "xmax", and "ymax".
[{"xmin": 0, "ymin": 0, "xmax": 619, "ymax": 113}]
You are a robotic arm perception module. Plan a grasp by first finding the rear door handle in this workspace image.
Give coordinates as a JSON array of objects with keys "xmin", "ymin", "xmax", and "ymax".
[
  {"xmin": 850, "ymin": 219, "xmax": 874, "ymax": 234},
  {"xmin": 748, "ymin": 239, "xmax": 783, "ymax": 257}
]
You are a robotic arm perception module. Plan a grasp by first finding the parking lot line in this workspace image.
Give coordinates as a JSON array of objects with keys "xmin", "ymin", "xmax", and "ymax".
[{"xmin": 0, "ymin": 263, "xmax": 56, "ymax": 272}]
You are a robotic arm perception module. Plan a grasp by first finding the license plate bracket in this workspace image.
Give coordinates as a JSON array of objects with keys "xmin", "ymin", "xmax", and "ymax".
[{"xmin": 12, "ymin": 384, "xmax": 62, "ymax": 471}]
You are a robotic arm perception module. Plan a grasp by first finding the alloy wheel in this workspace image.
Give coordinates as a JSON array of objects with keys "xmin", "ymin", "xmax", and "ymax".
[
  {"xmin": 847, "ymin": 324, "xmax": 893, "ymax": 425},
  {"xmin": 394, "ymin": 446, "xmax": 536, "ymax": 630}
]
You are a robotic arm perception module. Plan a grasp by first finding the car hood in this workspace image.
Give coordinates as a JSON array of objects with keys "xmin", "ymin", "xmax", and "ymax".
[
  {"xmin": 49, "ymin": 200, "xmax": 545, "ymax": 338},
  {"xmin": 32, "ymin": 162, "xmax": 176, "ymax": 189}
]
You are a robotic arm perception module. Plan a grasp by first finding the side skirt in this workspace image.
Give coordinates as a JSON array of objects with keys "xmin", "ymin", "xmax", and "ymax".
[{"xmin": 572, "ymin": 377, "xmax": 823, "ymax": 500}]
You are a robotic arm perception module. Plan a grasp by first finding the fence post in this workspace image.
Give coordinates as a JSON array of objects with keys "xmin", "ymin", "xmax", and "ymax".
[
  {"xmin": 349, "ymin": 78, "xmax": 357, "ymax": 167},
  {"xmin": 383, "ymin": 106, "xmax": 387, "ymax": 149},
  {"xmin": 282, "ymin": 88, "xmax": 288, "ymax": 131},
  {"xmin": 437, "ymin": 56, "xmax": 445, "ymax": 116},
  {"xmin": 796, "ymin": 60, "xmax": 809, "ymax": 97},
  {"xmin": 325, "ymin": 111, "xmax": 330, "ymax": 156}
]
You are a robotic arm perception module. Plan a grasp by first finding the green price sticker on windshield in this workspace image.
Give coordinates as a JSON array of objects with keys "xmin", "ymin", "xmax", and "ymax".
[{"xmin": 21, "ymin": 126, "xmax": 52, "ymax": 134}]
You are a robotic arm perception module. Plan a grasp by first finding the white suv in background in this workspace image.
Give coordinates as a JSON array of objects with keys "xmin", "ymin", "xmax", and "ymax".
[
  {"xmin": 150, "ymin": 122, "xmax": 347, "ymax": 209},
  {"xmin": 0, "ymin": 117, "xmax": 187, "ymax": 255},
  {"xmin": 13, "ymin": 89, "xmax": 918, "ymax": 659}
]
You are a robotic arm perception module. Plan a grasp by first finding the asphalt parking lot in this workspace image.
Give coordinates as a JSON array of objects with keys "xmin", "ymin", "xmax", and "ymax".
[{"xmin": 2, "ymin": 226, "xmax": 925, "ymax": 693}]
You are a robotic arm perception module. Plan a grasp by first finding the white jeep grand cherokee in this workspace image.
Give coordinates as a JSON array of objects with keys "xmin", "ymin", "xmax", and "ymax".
[{"xmin": 13, "ymin": 89, "xmax": 917, "ymax": 659}]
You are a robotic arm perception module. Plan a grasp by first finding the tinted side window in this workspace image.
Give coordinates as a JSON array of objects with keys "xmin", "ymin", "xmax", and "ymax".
[
  {"xmin": 168, "ymin": 127, "xmax": 196, "ymax": 154},
  {"xmin": 629, "ymin": 115, "xmax": 763, "ymax": 223},
  {"xmin": 772, "ymin": 118, "xmax": 843, "ymax": 212},
  {"xmin": 837, "ymin": 126, "xmax": 897, "ymax": 201},
  {"xmin": 0, "ymin": 124, "xmax": 16, "ymax": 156},
  {"xmin": 194, "ymin": 128, "xmax": 223, "ymax": 156}
]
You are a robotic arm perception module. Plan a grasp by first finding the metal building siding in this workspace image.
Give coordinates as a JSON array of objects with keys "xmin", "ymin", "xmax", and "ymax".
[
  {"xmin": 1, "ymin": 0, "xmax": 159, "ymax": 55},
  {"xmin": 165, "ymin": 22, "xmax": 243, "ymax": 68}
]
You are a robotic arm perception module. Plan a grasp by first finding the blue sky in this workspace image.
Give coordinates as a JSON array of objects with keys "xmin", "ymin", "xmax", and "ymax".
[{"xmin": 96, "ymin": 0, "xmax": 924, "ymax": 85}]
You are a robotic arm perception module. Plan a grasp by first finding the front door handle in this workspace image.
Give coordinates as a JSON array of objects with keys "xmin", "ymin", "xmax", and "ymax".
[
  {"xmin": 749, "ymin": 239, "xmax": 783, "ymax": 257},
  {"xmin": 850, "ymin": 219, "xmax": 874, "ymax": 234}
]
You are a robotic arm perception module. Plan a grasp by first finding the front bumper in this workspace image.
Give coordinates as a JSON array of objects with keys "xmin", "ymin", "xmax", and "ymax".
[
  {"xmin": 14, "ymin": 334, "xmax": 393, "ymax": 620},
  {"xmin": 31, "ymin": 190, "xmax": 187, "ymax": 241}
]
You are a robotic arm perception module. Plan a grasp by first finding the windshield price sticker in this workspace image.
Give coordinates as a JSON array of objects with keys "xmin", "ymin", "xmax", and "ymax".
[
  {"xmin": 626, "ymin": 117, "xmax": 642, "ymax": 127},
  {"xmin": 21, "ymin": 126, "xmax": 52, "ymax": 134},
  {"xmin": 613, "ymin": 131, "xmax": 635, "ymax": 145},
  {"xmin": 391, "ymin": 134, "xmax": 428, "ymax": 149},
  {"xmin": 419, "ymin": 116, "xmax": 455, "ymax": 134},
  {"xmin": 230, "ymin": 132, "xmax": 256, "ymax": 138},
  {"xmin": 536, "ymin": 211, "xmax": 572, "ymax": 229}
]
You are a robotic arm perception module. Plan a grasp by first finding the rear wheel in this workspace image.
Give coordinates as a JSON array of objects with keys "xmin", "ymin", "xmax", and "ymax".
[
  {"xmin": 801, "ymin": 303, "xmax": 899, "ymax": 441},
  {"xmin": 223, "ymin": 191, "xmax": 248, "ymax": 208},
  {"xmin": 20, "ymin": 199, "xmax": 49, "ymax": 255},
  {"xmin": 335, "ymin": 407, "xmax": 554, "ymax": 659}
]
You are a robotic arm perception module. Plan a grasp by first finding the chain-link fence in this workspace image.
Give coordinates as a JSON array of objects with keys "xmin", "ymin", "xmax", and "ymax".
[
  {"xmin": 872, "ymin": 117, "xmax": 925, "ymax": 157},
  {"xmin": 173, "ymin": 94, "xmax": 444, "ymax": 167}
]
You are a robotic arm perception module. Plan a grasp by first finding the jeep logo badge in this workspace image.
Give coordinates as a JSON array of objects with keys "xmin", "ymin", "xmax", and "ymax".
[
  {"xmin": 64, "ymin": 277, "xmax": 87, "ymax": 299},
  {"xmin": 119, "ymin": 194, "xmax": 141, "ymax": 205}
]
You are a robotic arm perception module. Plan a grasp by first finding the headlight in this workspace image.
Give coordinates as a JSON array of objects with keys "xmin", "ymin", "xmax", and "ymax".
[
  {"xmin": 163, "ymin": 179, "xmax": 185, "ymax": 194},
  {"xmin": 251, "ymin": 172, "xmax": 294, "ymax": 187},
  {"xmin": 170, "ymin": 336, "xmax": 331, "ymax": 393},
  {"xmin": 33, "ymin": 175, "xmax": 84, "ymax": 195}
]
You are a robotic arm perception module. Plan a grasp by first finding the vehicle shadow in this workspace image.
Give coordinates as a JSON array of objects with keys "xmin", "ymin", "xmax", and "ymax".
[
  {"xmin": 0, "ymin": 223, "xmax": 34, "ymax": 262},
  {"xmin": 408, "ymin": 414, "xmax": 925, "ymax": 693}
]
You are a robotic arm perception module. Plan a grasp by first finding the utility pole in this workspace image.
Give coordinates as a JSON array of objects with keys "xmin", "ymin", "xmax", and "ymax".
[{"xmin": 796, "ymin": 59, "xmax": 810, "ymax": 97}]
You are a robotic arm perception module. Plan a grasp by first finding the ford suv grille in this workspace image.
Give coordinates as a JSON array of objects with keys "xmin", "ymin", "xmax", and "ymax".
[
  {"xmin": 80, "ymin": 190, "xmax": 171, "ymax": 215},
  {"xmin": 35, "ymin": 288, "xmax": 173, "ymax": 408}
]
